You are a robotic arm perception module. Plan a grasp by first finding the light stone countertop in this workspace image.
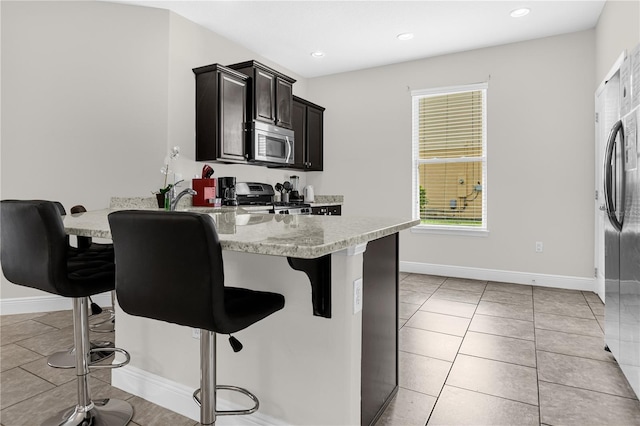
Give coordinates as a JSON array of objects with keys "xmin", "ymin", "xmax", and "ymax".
[
  {"xmin": 308, "ymin": 195, "xmax": 343, "ymax": 205},
  {"xmin": 63, "ymin": 208, "xmax": 417, "ymax": 259},
  {"xmin": 110, "ymin": 196, "xmax": 344, "ymax": 210}
]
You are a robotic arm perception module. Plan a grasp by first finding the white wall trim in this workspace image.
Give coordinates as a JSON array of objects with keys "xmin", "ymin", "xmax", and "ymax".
[
  {"xmin": 400, "ymin": 261, "xmax": 596, "ymax": 292},
  {"xmin": 0, "ymin": 292, "xmax": 112, "ymax": 315},
  {"xmin": 112, "ymin": 366, "xmax": 288, "ymax": 425}
]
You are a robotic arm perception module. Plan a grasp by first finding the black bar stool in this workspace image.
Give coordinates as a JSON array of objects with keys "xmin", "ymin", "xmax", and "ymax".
[
  {"xmin": 45, "ymin": 203, "xmax": 115, "ymax": 369},
  {"xmin": 108, "ymin": 210, "xmax": 285, "ymax": 426},
  {"xmin": 70, "ymin": 204, "xmax": 116, "ymax": 334},
  {"xmin": 1, "ymin": 200, "xmax": 133, "ymax": 426}
]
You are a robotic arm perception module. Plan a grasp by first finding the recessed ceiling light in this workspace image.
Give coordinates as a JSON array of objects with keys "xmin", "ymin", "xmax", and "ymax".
[
  {"xmin": 397, "ymin": 33, "xmax": 414, "ymax": 41},
  {"xmin": 310, "ymin": 51, "xmax": 325, "ymax": 58},
  {"xmin": 510, "ymin": 8, "xmax": 530, "ymax": 18}
]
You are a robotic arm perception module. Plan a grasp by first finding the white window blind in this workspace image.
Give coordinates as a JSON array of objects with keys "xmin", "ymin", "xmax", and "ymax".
[{"xmin": 412, "ymin": 83, "xmax": 487, "ymax": 232}]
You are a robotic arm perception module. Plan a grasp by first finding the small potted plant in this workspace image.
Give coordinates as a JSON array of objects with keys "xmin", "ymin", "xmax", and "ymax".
[{"xmin": 155, "ymin": 146, "xmax": 180, "ymax": 208}]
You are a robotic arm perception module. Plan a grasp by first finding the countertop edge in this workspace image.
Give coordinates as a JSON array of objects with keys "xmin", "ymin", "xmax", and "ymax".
[
  {"xmin": 64, "ymin": 208, "xmax": 418, "ymax": 260},
  {"xmin": 220, "ymin": 219, "xmax": 419, "ymax": 259}
]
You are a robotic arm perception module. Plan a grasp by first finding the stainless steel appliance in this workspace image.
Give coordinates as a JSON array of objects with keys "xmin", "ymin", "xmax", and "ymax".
[
  {"xmin": 236, "ymin": 182, "xmax": 311, "ymax": 214},
  {"xmin": 218, "ymin": 176, "xmax": 238, "ymax": 206},
  {"xmin": 289, "ymin": 175, "xmax": 304, "ymax": 202},
  {"xmin": 251, "ymin": 121, "xmax": 294, "ymax": 165},
  {"xmin": 604, "ymin": 44, "xmax": 640, "ymax": 399}
]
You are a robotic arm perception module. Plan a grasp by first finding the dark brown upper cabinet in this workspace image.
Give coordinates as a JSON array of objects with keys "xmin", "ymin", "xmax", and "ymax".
[
  {"xmin": 292, "ymin": 95, "xmax": 325, "ymax": 171},
  {"xmin": 193, "ymin": 64, "xmax": 248, "ymax": 163},
  {"xmin": 228, "ymin": 60, "xmax": 296, "ymax": 129}
]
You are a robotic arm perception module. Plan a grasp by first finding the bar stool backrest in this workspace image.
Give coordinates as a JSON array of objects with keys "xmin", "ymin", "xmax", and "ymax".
[
  {"xmin": 1, "ymin": 199, "xmax": 115, "ymax": 298},
  {"xmin": 108, "ymin": 210, "xmax": 230, "ymax": 332},
  {"xmin": 1, "ymin": 200, "xmax": 70, "ymax": 295}
]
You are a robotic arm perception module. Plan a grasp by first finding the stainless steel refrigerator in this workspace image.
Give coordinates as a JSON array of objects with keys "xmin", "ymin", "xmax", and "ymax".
[{"xmin": 604, "ymin": 43, "xmax": 640, "ymax": 400}]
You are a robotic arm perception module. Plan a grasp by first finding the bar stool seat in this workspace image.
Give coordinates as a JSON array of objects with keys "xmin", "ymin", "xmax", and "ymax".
[
  {"xmin": 108, "ymin": 210, "xmax": 285, "ymax": 426},
  {"xmin": 1, "ymin": 200, "xmax": 133, "ymax": 426}
]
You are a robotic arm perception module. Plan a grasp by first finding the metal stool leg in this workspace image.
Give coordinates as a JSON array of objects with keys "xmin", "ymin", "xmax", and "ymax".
[
  {"xmin": 42, "ymin": 297, "xmax": 133, "ymax": 426},
  {"xmin": 201, "ymin": 331, "xmax": 216, "ymax": 425},
  {"xmin": 49, "ymin": 290, "xmax": 116, "ymax": 368},
  {"xmin": 193, "ymin": 330, "xmax": 259, "ymax": 426}
]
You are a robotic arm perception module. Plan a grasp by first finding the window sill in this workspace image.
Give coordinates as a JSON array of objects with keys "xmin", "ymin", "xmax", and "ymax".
[{"xmin": 411, "ymin": 225, "xmax": 489, "ymax": 237}]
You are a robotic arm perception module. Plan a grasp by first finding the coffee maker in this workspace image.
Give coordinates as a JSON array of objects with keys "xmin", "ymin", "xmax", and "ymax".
[{"xmin": 218, "ymin": 177, "xmax": 238, "ymax": 206}]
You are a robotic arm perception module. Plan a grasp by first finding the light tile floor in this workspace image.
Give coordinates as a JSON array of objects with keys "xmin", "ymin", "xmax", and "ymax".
[
  {"xmin": 378, "ymin": 274, "xmax": 640, "ymax": 426},
  {"xmin": 1, "ymin": 274, "xmax": 639, "ymax": 425}
]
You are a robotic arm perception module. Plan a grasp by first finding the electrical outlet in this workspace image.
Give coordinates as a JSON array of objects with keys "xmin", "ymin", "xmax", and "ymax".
[
  {"xmin": 192, "ymin": 328, "xmax": 200, "ymax": 339},
  {"xmin": 535, "ymin": 242, "xmax": 543, "ymax": 253},
  {"xmin": 353, "ymin": 278, "xmax": 363, "ymax": 314}
]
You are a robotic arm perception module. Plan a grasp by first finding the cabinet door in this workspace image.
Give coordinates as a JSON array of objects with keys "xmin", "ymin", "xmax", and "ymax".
[
  {"xmin": 255, "ymin": 70, "xmax": 275, "ymax": 124},
  {"xmin": 195, "ymin": 71, "xmax": 218, "ymax": 161},
  {"xmin": 306, "ymin": 106, "xmax": 324, "ymax": 171},
  {"xmin": 219, "ymin": 73, "xmax": 248, "ymax": 161},
  {"xmin": 291, "ymin": 100, "xmax": 307, "ymax": 169},
  {"xmin": 276, "ymin": 78, "xmax": 293, "ymax": 129}
]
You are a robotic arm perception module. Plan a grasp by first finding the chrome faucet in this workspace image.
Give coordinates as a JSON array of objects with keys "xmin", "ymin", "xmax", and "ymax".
[
  {"xmin": 168, "ymin": 180, "xmax": 197, "ymax": 211},
  {"xmin": 170, "ymin": 188, "xmax": 196, "ymax": 211},
  {"xmin": 166, "ymin": 179, "xmax": 182, "ymax": 209}
]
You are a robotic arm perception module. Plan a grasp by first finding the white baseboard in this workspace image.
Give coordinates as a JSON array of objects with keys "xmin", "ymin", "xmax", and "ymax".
[
  {"xmin": 400, "ymin": 261, "xmax": 596, "ymax": 293},
  {"xmin": 112, "ymin": 366, "xmax": 288, "ymax": 425},
  {"xmin": 0, "ymin": 292, "xmax": 113, "ymax": 315}
]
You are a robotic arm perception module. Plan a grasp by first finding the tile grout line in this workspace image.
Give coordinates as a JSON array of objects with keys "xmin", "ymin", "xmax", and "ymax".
[
  {"xmin": 424, "ymin": 278, "xmax": 486, "ymax": 426},
  {"xmin": 533, "ymin": 295, "xmax": 543, "ymax": 426},
  {"xmin": 420, "ymin": 277, "xmax": 448, "ymax": 426},
  {"xmin": 444, "ymin": 383, "xmax": 541, "ymax": 408},
  {"xmin": 536, "ymin": 378, "xmax": 640, "ymax": 401}
]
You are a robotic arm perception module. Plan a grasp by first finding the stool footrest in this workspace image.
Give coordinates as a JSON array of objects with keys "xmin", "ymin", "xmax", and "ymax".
[
  {"xmin": 193, "ymin": 385, "xmax": 259, "ymax": 416},
  {"xmin": 48, "ymin": 341, "xmax": 115, "ymax": 369},
  {"xmin": 89, "ymin": 347, "xmax": 131, "ymax": 370}
]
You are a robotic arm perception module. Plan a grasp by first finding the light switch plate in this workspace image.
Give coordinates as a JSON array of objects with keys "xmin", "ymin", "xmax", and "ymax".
[{"xmin": 353, "ymin": 278, "xmax": 363, "ymax": 314}]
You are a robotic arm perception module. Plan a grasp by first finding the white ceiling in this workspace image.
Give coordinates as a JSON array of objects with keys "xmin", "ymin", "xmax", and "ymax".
[{"xmin": 113, "ymin": 0, "xmax": 606, "ymax": 78}]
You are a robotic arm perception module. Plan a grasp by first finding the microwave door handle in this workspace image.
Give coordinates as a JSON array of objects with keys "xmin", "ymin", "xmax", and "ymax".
[
  {"xmin": 604, "ymin": 119, "xmax": 624, "ymax": 232},
  {"xmin": 285, "ymin": 136, "xmax": 292, "ymax": 163}
]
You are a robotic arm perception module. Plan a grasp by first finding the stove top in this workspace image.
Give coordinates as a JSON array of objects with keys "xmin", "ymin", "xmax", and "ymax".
[
  {"xmin": 239, "ymin": 201, "xmax": 309, "ymax": 207},
  {"xmin": 236, "ymin": 182, "xmax": 310, "ymax": 214}
]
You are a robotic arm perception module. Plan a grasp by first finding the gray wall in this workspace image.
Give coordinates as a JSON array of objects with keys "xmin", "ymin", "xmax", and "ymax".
[
  {"xmin": 595, "ymin": 0, "xmax": 640, "ymax": 84},
  {"xmin": 306, "ymin": 30, "xmax": 597, "ymax": 280},
  {"xmin": 0, "ymin": 1, "xmax": 307, "ymax": 300},
  {"xmin": 304, "ymin": 0, "xmax": 639, "ymax": 284},
  {"xmin": 1, "ymin": 1, "xmax": 169, "ymax": 298}
]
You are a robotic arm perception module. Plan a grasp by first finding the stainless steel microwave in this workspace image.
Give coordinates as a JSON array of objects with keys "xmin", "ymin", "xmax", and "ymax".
[{"xmin": 251, "ymin": 121, "xmax": 294, "ymax": 165}]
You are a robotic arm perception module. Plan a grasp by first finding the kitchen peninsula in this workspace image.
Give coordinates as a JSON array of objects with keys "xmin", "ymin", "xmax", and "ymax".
[{"xmin": 63, "ymin": 205, "xmax": 417, "ymax": 425}]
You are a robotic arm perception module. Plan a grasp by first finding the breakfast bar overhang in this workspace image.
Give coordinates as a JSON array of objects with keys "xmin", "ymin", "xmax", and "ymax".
[{"xmin": 63, "ymin": 208, "xmax": 418, "ymax": 425}]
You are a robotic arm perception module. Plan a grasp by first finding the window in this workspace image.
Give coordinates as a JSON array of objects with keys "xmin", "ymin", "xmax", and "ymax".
[{"xmin": 412, "ymin": 83, "xmax": 487, "ymax": 234}]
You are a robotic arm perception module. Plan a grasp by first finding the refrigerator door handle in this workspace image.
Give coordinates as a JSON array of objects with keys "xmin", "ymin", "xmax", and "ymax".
[{"xmin": 604, "ymin": 119, "xmax": 624, "ymax": 232}]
